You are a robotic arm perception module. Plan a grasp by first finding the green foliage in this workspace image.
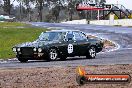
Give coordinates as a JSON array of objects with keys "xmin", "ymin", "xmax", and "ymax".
[
  {"xmin": 0, "ymin": 22, "xmax": 48, "ymax": 59},
  {"xmin": 2, "ymin": 0, "xmax": 12, "ymax": 15},
  {"xmin": 44, "ymin": 14, "xmax": 53, "ymax": 22},
  {"xmin": 114, "ymin": 15, "xmax": 118, "ymax": 20},
  {"xmin": 128, "ymin": 14, "xmax": 132, "ymax": 19}
]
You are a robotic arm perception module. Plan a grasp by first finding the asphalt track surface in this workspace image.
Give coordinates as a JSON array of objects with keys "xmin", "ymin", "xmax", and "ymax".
[{"xmin": 1, "ymin": 23, "xmax": 132, "ymax": 68}]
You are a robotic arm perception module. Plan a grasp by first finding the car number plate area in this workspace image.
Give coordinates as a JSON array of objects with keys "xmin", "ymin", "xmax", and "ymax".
[{"xmin": 21, "ymin": 47, "xmax": 33, "ymax": 55}]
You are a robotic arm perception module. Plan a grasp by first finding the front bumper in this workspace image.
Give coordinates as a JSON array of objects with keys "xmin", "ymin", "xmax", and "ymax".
[{"xmin": 16, "ymin": 53, "xmax": 46, "ymax": 60}]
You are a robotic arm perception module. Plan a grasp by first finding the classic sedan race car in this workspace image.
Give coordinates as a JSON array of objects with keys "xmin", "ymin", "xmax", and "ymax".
[{"xmin": 12, "ymin": 29, "xmax": 103, "ymax": 62}]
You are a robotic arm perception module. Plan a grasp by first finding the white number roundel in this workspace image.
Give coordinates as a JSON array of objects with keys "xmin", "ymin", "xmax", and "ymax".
[{"xmin": 68, "ymin": 44, "xmax": 73, "ymax": 54}]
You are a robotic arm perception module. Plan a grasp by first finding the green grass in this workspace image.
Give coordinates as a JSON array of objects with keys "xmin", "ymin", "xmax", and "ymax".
[
  {"xmin": 0, "ymin": 22, "xmax": 48, "ymax": 59},
  {"xmin": 0, "ymin": 22, "xmax": 30, "ymax": 27}
]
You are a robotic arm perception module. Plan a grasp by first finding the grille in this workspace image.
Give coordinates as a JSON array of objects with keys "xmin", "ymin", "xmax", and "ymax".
[{"xmin": 21, "ymin": 47, "xmax": 33, "ymax": 55}]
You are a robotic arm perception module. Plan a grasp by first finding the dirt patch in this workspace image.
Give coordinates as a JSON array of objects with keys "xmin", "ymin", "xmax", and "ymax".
[
  {"xmin": 87, "ymin": 35, "xmax": 116, "ymax": 52},
  {"xmin": 0, "ymin": 65, "xmax": 132, "ymax": 88}
]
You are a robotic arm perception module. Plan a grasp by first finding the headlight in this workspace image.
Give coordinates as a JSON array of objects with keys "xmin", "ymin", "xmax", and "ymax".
[
  {"xmin": 33, "ymin": 48, "xmax": 37, "ymax": 51},
  {"xmin": 38, "ymin": 48, "xmax": 42, "ymax": 52},
  {"xmin": 13, "ymin": 48, "xmax": 16, "ymax": 52},
  {"xmin": 17, "ymin": 48, "xmax": 21, "ymax": 51}
]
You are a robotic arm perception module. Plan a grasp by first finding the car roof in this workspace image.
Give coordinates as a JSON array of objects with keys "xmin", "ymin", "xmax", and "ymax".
[{"xmin": 46, "ymin": 29, "xmax": 80, "ymax": 33}]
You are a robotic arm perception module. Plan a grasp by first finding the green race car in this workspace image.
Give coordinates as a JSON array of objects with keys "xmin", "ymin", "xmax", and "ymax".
[{"xmin": 12, "ymin": 29, "xmax": 103, "ymax": 62}]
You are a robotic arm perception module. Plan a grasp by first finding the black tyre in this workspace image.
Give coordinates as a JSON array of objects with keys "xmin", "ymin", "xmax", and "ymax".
[
  {"xmin": 48, "ymin": 48, "xmax": 58, "ymax": 61},
  {"xmin": 86, "ymin": 46, "xmax": 96, "ymax": 59},
  {"xmin": 18, "ymin": 58, "xmax": 28, "ymax": 63}
]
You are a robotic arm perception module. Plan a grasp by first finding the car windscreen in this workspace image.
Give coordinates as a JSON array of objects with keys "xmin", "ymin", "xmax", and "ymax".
[{"xmin": 38, "ymin": 32, "xmax": 62, "ymax": 41}]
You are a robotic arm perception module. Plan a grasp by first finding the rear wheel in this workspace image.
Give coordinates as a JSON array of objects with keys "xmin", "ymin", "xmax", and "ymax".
[
  {"xmin": 86, "ymin": 46, "xmax": 96, "ymax": 59},
  {"xmin": 18, "ymin": 58, "xmax": 28, "ymax": 63}
]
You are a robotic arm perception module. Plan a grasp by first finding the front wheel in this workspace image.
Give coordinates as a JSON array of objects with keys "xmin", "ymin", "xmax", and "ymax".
[
  {"xmin": 48, "ymin": 48, "xmax": 58, "ymax": 61},
  {"xmin": 86, "ymin": 46, "xmax": 96, "ymax": 59},
  {"xmin": 18, "ymin": 58, "xmax": 28, "ymax": 63}
]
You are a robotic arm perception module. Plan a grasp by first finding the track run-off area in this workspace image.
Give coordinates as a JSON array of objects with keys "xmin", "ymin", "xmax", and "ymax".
[{"xmin": 1, "ymin": 22, "xmax": 132, "ymax": 68}]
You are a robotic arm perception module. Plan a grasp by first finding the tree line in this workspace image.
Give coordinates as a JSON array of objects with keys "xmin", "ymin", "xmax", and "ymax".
[{"xmin": 0, "ymin": 0, "xmax": 106, "ymax": 22}]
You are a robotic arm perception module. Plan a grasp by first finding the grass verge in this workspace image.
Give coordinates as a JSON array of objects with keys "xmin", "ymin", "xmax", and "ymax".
[
  {"xmin": 0, "ymin": 22, "xmax": 29, "ymax": 27},
  {"xmin": 0, "ymin": 22, "xmax": 48, "ymax": 59}
]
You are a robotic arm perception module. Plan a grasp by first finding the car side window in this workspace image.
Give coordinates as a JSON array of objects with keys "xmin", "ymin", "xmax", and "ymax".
[
  {"xmin": 74, "ymin": 32, "xmax": 87, "ymax": 41},
  {"xmin": 74, "ymin": 32, "xmax": 81, "ymax": 40},
  {"xmin": 66, "ymin": 31, "xmax": 74, "ymax": 41},
  {"xmin": 79, "ymin": 32, "xmax": 87, "ymax": 40}
]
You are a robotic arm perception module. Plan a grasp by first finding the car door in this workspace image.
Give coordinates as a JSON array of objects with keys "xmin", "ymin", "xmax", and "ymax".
[
  {"xmin": 65, "ymin": 31, "xmax": 79, "ymax": 56},
  {"xmin": 73, "ymin": 31, "xmax": 89, "ymax": 56},
  {"xmin": 58, "ymin": 31, "xmax": 78, "ymax": 56}
]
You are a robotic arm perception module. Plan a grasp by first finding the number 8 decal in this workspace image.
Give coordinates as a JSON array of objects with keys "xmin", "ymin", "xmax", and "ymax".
[{"xmin": 68, "ymin": 44, "xmax": 73, "ymax": 54}]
